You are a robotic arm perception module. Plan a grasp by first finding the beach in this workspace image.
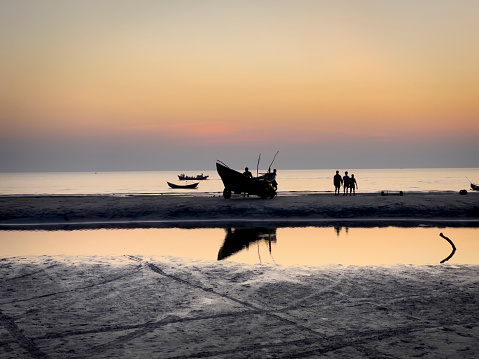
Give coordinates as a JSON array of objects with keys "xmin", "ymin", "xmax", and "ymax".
[
  {"xmin": 1, "ymin": 256, "xmax": 478, "ymax": 358},
  {"xmin": 1, "ymin": 192, "xmax": 479, "ymax": 358},
  {"xmin": 2, "ymin": 0, "xmax": 478, "ymax": 356}
]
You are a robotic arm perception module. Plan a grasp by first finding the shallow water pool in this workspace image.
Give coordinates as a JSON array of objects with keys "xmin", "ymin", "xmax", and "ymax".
[{"xmin": 0, "ymin": 227, "xmax": 477, "ymax": 266}]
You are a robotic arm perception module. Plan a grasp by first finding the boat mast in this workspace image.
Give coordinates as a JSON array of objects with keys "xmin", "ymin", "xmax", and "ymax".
[
  {"xmin": 268, "ymin": 151, "xmax": 279, "ymax": 172},
  {"xmin": 256, "ymin": 154, "xmax": 261, "ymax": 177}
]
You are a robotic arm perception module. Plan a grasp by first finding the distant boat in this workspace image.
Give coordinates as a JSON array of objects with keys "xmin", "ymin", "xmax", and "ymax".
[
  {"xmin": 466, "ymin": 177, "xmax": 479, "ymax": 191},
  {"xmin": 178, "ymin": 173, "xmax": 209, "ymax": 181},
  {"xmin": 167, "ymin": 182, "xmax": 199, "ymax": 189}
]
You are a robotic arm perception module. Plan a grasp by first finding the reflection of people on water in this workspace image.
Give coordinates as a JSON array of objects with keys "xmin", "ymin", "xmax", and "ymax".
[
  {"xmin": 243, "ymin": 167, "xmax": 253, "ymax": 178},
  {"xmin": 333, "ymin": 170, "xmax": 343, "ymax": 196},
  {"xmin": 334, "ymin": 226, "xmax": 341, "ymax": 236},
  {"xmin": 334, "ymin": 226, "xmax": 349, "ymax": 236},
  {"xmin": 217, "ymin": 227, "xmax": 277, "ymax": 261}
]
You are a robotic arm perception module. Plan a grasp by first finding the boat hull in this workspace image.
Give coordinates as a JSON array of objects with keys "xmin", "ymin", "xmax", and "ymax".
[
  {"xmin": 216, "ymin": 162, "xmax": 276, "ymax": 199},
  {"xmin": 167, "ymin": 182, "xmax": 198, "ymax": 189}
]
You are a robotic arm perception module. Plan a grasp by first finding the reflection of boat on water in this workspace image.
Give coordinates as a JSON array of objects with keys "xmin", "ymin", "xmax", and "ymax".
[
  {"xmin": 217, "ymin": 227, "xmax": 277, "ymax": 260},
  {"xmin": 178, "ymin": 174, "xmax": 209, "ymax": 180},
  {"xmin": 217, "ymin": 227, "xmax": 460, "ymax": 265},
  {"xmin": 216, "ymin": 161, "xmax": 277, "ymax": 199},
  {"xmin": 167, "ymin": 182, "xmax": 199, "ymax": 189}
]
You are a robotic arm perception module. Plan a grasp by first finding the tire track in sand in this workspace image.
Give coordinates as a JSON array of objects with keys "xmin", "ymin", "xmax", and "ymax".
[
  {"xmin": 78, "ymin": 255, "xmax": 324, "ymax": 357},
  {"xmin": 2, "ymin": 265, "xmax": 142, "ymax": 305},
  {"xmin": 0, "ymin": 310, "xmax": 49, "ymax": 358}
]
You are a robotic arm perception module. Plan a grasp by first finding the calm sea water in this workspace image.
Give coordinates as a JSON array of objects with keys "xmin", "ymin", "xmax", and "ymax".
[
  {"xmin": 0, "ymin": 168, "xmax": 479, "ymax": 195},
  {"xmin": 1, "ymin": 168, "xmax": 478, "ymax": 196}
]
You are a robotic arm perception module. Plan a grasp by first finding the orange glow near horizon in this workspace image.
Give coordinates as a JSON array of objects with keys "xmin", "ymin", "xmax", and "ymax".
[{"xmin": 3, "ymin": 59, "xmax": 478, "ymax": 144}]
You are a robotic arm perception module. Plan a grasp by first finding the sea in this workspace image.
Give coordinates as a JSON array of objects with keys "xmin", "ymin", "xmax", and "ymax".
[{"xmin": 1, "ymin": 167, "xmax": 478, "ymax": 196}]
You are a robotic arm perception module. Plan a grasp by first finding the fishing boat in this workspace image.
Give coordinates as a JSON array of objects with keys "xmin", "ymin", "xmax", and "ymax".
[
  {"xmin": 167, "ymin": 182, "xmax": 199, "ymax": 189},
  {"xmin": 216, "ymin": 161, "xmax": 277, "ymax": 199},
  {"xmin": 178, "ymin": 173, "xmax": 209, "ymax": 180}
]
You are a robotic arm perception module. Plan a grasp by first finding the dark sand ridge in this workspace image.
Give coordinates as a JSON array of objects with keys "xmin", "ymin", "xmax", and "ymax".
[{"xmin": 1, "ymin": 192, "xmax": 478, "ymax": 229}]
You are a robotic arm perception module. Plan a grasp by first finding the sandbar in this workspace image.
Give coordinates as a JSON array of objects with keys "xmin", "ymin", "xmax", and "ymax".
[{"xmin": 1, "ymin": 192, "xmax": 478, "ymax": 229}]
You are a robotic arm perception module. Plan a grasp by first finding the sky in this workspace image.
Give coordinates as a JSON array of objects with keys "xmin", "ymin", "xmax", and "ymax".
[{"xmin": 1, "ymin": 0, "xmax": 478, "ymax": 172}]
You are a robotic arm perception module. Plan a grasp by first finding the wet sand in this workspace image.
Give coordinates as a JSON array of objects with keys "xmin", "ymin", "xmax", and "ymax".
[
  {"xmin": 1, "ymin": 192, "xmax": 478, "ymax": 229},
  {"xmin": 1, "ymin": 256, "xmax": 478, "ymax": 358},
  {"xmin": 1, "ymin": 193, "xmax": 478, "ymax": 357}
]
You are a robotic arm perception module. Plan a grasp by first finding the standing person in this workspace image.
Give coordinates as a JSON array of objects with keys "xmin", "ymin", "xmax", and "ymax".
[
  {"xmin": 333, "ymin": 170, "xmax": 343, "ymax": 196},
  {"xmin": 243, "ymin": 167, "xmax": 253, "ymax": 179},
  {"xmin": 343, "ymin": 171, "xmax": 350, "ymax": 196},
  {"xmin": 242, "ymin": 167, "xmax": 253, "ymax": 197},
  {"xmin": 349, "ymin": 174, "xmax": 358, "ymax": 195},
  {"xmin": 262, "ymin": 168, "xmax": 278, "ymax": 190},
  {"xmin": 269, "ymin": 168, "xmax": 278, "ymax": 190}
]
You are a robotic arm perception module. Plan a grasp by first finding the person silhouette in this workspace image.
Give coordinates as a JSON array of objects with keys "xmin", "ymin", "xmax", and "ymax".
[
  {"xmin": 243, "ymin": 167, "xmax": 253, "ymax": 179},
  {"xmin": 343, "ymin": 171, "xmax": 350, "ymax": 196},
  {"xmin": 267, "ymin": 168, "xmax": 278, "ymax": 190},
  {"xmin": 333, "ymin": 170, "xmax": 343, "ymax": 196},
  {"xmin": 349, "ymin": 174, "xmax": 358, "ymax": 195}
]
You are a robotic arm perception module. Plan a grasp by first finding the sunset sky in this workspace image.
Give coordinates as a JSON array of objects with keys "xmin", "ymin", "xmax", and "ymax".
[{"xmin": 1, "ymin": 0, "xmax": 478, "ymax": 171}]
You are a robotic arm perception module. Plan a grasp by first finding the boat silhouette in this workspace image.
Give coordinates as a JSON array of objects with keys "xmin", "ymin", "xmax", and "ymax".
[
  {"xmin": 167, "ymin": 182, "xmax": 198, "ymax": 189},
  {"xmin": 217, "ymin": 227, "xmax": 277, "ymax": 260}
]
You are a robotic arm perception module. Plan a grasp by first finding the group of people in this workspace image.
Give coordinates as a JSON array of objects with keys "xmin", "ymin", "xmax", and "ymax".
[
  {"xmin": 243, "ymin": 167, "xmax": 357, "ymax": 196},
  {"xmin": 334, "ymin": 170, "xmax": 358, "ymax": 196}
]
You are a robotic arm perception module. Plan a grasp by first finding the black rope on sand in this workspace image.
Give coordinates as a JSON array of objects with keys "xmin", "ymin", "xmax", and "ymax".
[{"xmin": 439, "ymin": 232, "xmax": 457, "ymax": 264}]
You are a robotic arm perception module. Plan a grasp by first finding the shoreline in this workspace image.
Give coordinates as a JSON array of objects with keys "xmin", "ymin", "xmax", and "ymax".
[
  {"xmin": 2, "ymin": 218, "xmax": 479, "ymax": 231},
  {"xmin": 1, "ymin": 192, "xmax": 478, "ymax": 229},
  {"xmin": 0, "ymin": 190, "xmax": 468, "ymax": 199}
]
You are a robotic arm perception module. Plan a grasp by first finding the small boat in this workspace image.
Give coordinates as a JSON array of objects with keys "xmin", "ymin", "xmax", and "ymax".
[
  {"xmin": 216, "ymin": 161, "xmax": 277, "ymax": 199},
  {"xmin": 466, "ymin": 177, "xmax": 479, "ymax": 191},
  {"xmin": 167, "ymin": 182, "xmax": 198, "ymax": 189},
  {"xmin": 178, "ymin": 173, "xmax": 209, "ymax": 181}
]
